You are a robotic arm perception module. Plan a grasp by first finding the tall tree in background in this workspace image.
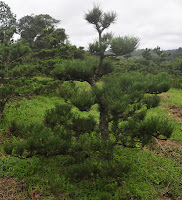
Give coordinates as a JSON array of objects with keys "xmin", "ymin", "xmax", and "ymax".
[
  {"xmin": 17, "ymin": 14, "xmax": 60, "ymax": 48},
  {"xmin": 0, "ymin": 1, "xmax": 16, "ymax": 42},
  {"xmin": 85, "ymin": 5, "xmax": 139, "ymax": 84},
  {"xmin": 33, "ymin": 27, "xmax": 67, "ymax": 50},
  {"xmin": 0, "ymin": 2, "xmax": 30, "ymax": 71}
]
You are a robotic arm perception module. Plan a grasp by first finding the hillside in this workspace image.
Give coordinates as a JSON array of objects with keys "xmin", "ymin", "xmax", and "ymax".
[{"xmin": 132, "ymin": 47, "xmax": 182, "ymax": 61}]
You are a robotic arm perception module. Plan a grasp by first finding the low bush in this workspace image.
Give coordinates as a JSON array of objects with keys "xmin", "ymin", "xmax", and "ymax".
[
  {"xmin": 146, "ymin": 72, "xmax": 171, "ymax": 94},
  {"xmin": 143, "ymin": 95, "xmax": 160, "ymax": 109},
  {"xmin": 60, "ymin": 81, "xmax": 95, "ymax": 111},
  {"xmin": 52, "ymin": 57, "xmax": 97, "ymax": 83}
]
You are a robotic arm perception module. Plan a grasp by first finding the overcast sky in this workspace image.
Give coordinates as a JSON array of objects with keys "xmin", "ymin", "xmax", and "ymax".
[{"xmin": 3, "ymin": 0, "xmax": 182, "ymax": 50}]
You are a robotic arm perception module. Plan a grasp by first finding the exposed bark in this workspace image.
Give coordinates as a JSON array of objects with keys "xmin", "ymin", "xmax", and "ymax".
[
  {"xmin": 92, "ymin": 56, "xmax": 104, "ymax": 85},
  {"xmin": 99, "ymin": 108, "xmax": 109, "ymax": 140},
  {"xmin": 5, "ymin": 55, "xmax": 9, "ymax": 71},
  {"xmin": 0, "ymin": 99, "xmax": 6, "ymax": 120}
]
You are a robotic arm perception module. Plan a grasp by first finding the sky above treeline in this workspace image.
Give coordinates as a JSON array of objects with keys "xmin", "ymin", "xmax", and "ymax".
[{"xmin": 3, "ymin": 0, "xmax": 182, "ymax": 50}]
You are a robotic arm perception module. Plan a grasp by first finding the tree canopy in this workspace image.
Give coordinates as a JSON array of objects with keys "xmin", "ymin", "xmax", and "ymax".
[
  {"xmin": 85, "ymin": 5, "xmax": 139, "ymax": 84},
  {"xmin": 0, "ymin": 1, "xmax": 16, "ymax": 30},
  {"xmin": 17, "ymin": 14, "xmax": 60, "ymax": 47},
  {"xmin": 0, "ymin": 1, "xmax": 16, "ymax": 43}
]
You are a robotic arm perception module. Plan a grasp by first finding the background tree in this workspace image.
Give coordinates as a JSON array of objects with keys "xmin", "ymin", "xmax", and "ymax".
[
  {"xmin": 153, "ymin": 46, "xmax": 168, "ymax": 66},
  {"xmin": 0, "ymin": 1, "xmax": 16, "ymax": 32},
  {"xmin": 0, "ymin": 40, "xmax": 30, "ymax": 71},
  {"xmin": 17, "ymin": 14, "xmax": 60, "ymax": 48},
  {"xmin": 142, "ymin": 48, "xmax": 152, "ymax": 61},
  {"xmin": 33, "ymin": 27, "xmax": 67, "ymax": 50},
  {"xmin": 0, "ymin": 1, "xmax": 17, "ymax": 69},
  {"xmin": 0, "ymin": 1, "xmax": 16, "ymax": 45}
]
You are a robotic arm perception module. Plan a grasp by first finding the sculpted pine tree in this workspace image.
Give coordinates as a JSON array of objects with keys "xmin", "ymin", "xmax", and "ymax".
[
  {"xmin": 85, "ymin": 5, "xmax": 139, "ymax": 84},
  {"xmin": 85, "ymin": 5, "xmax": 141, "ymax": 140},
  {"xmin": 85, "ymin": 5, "xmax": 117, "ymax": 84}
]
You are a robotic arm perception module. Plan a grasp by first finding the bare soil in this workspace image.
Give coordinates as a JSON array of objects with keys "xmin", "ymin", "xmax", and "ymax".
[
  {"xmin": 0, "ymin": 177, "xmax": 28, "ymax": 200},
  {"xmin": 160, "ymin": 104, "xmax": 182, "ymax": 122},
  {"xmin": 147, "ymin": 138, "xmax": 182, "ymax": 163},
  {"xmin": 146, "ymin": 138, "xmax": 182, "ymax": 200},
  {"xmin": 0, "ymin": 130, "xmax": 12, "ymax": 144},
  {"xmin": 159, "ymin": 93, "xmax": 173, "ymax": 101}
]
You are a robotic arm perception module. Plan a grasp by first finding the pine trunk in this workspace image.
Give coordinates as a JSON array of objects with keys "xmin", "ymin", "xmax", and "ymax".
[
  {"xmin": 0, "ymin": 100, "xmax": 6, "ymax": 120},
  {"xmin": 99, "ymin": 110, "xmax": 109, "ymax": 140},
  {"xmin": 92, "ymin": 56, "xmax": 104, "ymax": 85}
]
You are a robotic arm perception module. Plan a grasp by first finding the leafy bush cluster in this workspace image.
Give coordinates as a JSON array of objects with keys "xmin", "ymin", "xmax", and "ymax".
[
  {"xmin": 115, "ymin": 54, "xmax": 181, "ymax": 89},
  {"xmin": 8, "ymin": 76, "xmax": 60, "ymax": 97},
  {"xmin": 146, "ymin": 72, "xmax": 171, "ymax": 93},
  {"xmin": 52, "ymin": 57, "xmax": 97, "ymax": 83},
  {"xmin": 33, "ymin": 45, "xmax": 85, "ymax": 60},
  {"xmin": 4, "ymin": 102, "xmax": 97, "ymax": 157},
  {"xmin": 60, "ymin": 81, "xmax": 95, "ymax": 111},
  {"xmin": 52, "ymin": 57, "xmax": 115, "ymax": 83}
]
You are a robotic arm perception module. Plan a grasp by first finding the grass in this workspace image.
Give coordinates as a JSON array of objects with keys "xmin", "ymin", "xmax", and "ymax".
[
  {"xmin": 0, "ymin": 146, "xmax": 181, "ymax": 199},
  {"xmin": 160, "ymin": 88, "xmax": 182, "ymax": 106},
  {"xmin": 1, "ymin": 95, "xmax": 64, "ymax": 129},
  {"xmin": 0, "ymin": 87, "xmax": 181, "ymax": 199},
  {"xmin": 1, "ymin": 92, "xmax": 100, "ymax": 131},
  {"xmin": 32, "ymin": 76, "xmax": 54, "ymax": 82},
  {"xmin": 147, "ymin": 88, "xmax": 182, "ymax": 141}
]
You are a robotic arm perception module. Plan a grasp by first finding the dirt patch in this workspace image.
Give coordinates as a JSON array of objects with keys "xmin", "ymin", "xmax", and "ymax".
[
  {"xmin": 146, "ymin": 138, "xmax": 182, "ymax": 167},
  {"xmin": 0, "ymin": 130, "xmax": 12, "ymax": 144},
  {"xmin": 159, "ymin": 93, "xmax": 173, "ymax": 101},
  {"xmin": 0, "ymin": 176, "xmax": 53, "ymax": 199},
  {"xmin": 160, "ymin": 104, "xmax": 182, "ymax": 122},
  {"xmin": 145, "ymin": 138, "xmax": 182, "ymax": 200},
  {"xmin": 0, "ymin": 177, "xmax": 28, "ymax": 200}
]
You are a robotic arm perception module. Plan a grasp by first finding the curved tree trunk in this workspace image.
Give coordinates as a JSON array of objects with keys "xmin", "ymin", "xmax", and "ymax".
[
  {"xmin": 99, "ymin": 108, "xmax": 109, "ymax": 140},
  {"xmin": 0, "ymin": 100, "xmax": 6, "ymax": 120},
  {"xmin": 92, "ymin": 56, "xmax": 104, "ymax": 85}
]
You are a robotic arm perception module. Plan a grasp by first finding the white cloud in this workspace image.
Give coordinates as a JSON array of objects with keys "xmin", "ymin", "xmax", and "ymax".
[{"xmin": 3, "ymin": 0, "xmax": 182, "ymax": 49}]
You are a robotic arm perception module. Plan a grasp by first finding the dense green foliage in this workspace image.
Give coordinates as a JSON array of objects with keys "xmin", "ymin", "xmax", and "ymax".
[{"xmin": 0, "ymin": 2, "xmax": 181, "ymax": 199}]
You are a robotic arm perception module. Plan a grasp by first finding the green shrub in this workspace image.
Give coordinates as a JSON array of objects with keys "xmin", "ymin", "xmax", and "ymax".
[
  {"xmin": 52, "ymin": 57, "xmax": 97, "ymax": 83},
  {"xmin": 146, "ymin": 72, "xmax": 171, "ymax": 94},
  {"xmin": 9, "ymin": 120, "xmax": 22, "ymax": 137},
  {"xmin": 3, "ymin": 140, "xmax": 13, "ymax": 155},
  {"xmin": 45, "ymin": 103, "xmax": 97, "ymax": 134},
  {"xmin": 9, "ymin": 65, "xmax": 42, "ymax": 78},
  {"xmin": 143, "ymin": 95, "xmax": 160, "ymax": 109},
  {"xmin": 101, "ymin": 58, "xmax": 114, "ymax": 76},
  {"xmin": 59, "ymin": 81, "xmax": 77, "ymax": 100},
  {"xmin": 60, "ymin": 81, "xmax": 95, "ymax": 111},
  {"xmin": 44, "ymin": 103, "xmax": 73, "ymax": 129},
  {"xmin": 71, "ymin": 114, "xmax": 96, "ymax": 134},
  {"xmin": 172, "ymin": 77, "xmax": 182, "ymax": 89},
  {"xmin": 6, "ymin": 122, "xmax": 73, "ymax": 157},
  {"xmin": 70, "ymin": 89, "xmax": 95, "ymax": 111},
  {"xmin": 118, "ymin": 115, "xmax": 173, "ymax": 147},
  {"xmin": 139, "ymin": 116, "xmax": 174, "ymax": 139}
]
